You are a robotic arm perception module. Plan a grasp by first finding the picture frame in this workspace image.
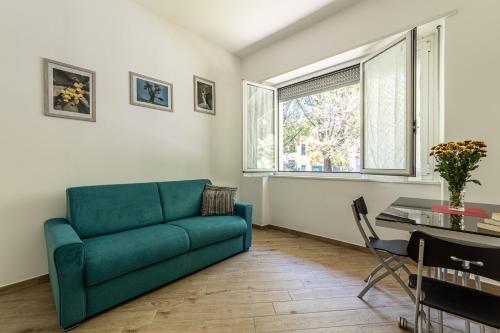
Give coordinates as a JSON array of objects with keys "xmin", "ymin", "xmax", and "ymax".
[
  {"xmin": 193, "ymin": 75, "xmax": 216, "ymax": 115},
  {"xmin": 44, "ymin": 58, "xmax": 96, "ymax": 122},
  {"xmin": 129, "ymin": 72, "xmax": 173, "ymax": 112}
]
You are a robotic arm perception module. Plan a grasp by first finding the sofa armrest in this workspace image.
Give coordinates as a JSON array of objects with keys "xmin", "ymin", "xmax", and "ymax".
[
  {"xmin": 44, "ymin": 218, "xmax": 86, "ymax": 330},
  {"xmin": 235, "ymin": 202, "xmax": 253, "ymax": 249}
]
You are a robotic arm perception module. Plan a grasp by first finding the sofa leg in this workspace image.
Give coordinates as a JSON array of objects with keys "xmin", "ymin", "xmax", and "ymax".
[
  {"xmin": 243, "ymin": 248, "xmax": 250, "ymax": 252},
  {"xmin": 64, "ymin": 323, "xmax": 81, "ymax": 331}
]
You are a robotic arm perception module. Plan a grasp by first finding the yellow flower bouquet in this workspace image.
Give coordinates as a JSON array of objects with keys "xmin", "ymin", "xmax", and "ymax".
[{"xmin": 430, "ymin": 140, "xmax": 487, "ymax": 210}]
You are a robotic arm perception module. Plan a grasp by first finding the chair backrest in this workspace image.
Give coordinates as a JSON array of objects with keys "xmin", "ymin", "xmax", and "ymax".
[
  {"xmin": 353, "ymin": 196, "xmax": 368, "ymax": 219},
  {"xmin": 351, "ymin": 197, "xmax": 379, "ymax": 241},
  {"xmin": 408, "ymin": 231, "xmax": 500, "ymax": 282}
]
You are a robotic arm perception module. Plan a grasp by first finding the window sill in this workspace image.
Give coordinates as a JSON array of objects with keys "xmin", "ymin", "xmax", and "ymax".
[{"xmin": 270, "ymin": 172, "xmax": 441, "ymax": 186}]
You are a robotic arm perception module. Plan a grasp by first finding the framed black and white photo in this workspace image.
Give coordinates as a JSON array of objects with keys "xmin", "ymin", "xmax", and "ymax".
[
  {"xmin": 44, "ymin": 58, "xmax": 96, "ymax": 122},
  {"xmin": 194, "ymin": 75, "xmax": 215, "ymax": 115},
  {"xmin": 130, "ymin": 72, "xmax": 173, "ymax": 112}
]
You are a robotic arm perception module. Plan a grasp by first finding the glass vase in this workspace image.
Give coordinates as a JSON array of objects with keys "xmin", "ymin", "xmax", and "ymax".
[
  {"xmin": 448, "ymin": 187, "xmax": 465, "ymax": 211},
  {"xmin": 450, "ymin": 214, "xmax": 465, "ymax": 230}
]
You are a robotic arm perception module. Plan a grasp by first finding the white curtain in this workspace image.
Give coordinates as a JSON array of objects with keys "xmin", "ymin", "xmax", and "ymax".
[
  {"xmin": 363, "ymin": 39, "xmax": 407, "ymax": 170},
  {"xmin": 245, "ymin": 84, "xmax": 275, "ymax": 170}
]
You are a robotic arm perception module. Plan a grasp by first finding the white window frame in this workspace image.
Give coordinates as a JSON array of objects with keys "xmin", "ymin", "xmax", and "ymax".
[
  {"xmin": 360, "ymin": 28, "xmax": 417, "ymax": 176},
  {"xmin": 415, "ymin": 29, "xmax": 441, "ymax": 181},
  {"xmin": 242, "ymin": 80, "xmax": 278, "ymax": 173},
  {"xmin": 244, "ymin": 23, "xmax": 443, "ymax": 184}
]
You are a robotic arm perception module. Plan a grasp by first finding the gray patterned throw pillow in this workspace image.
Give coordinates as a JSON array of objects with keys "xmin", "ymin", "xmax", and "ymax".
[{"xmin": 201, "ymin": 184, "xmax": 237, "ymax": 216}]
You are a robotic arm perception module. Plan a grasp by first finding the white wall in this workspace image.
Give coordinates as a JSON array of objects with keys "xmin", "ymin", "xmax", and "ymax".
[
  {"xmin": 241, "ymin": 0, "xmax": 500, "ymax": 244},
  {"xmin": 0, "ymin": 0, "xmax": 242, "ymax": 287},
  {"xmin": 270, "ymin": 178, "xmax": 439, "ymax": 246}
]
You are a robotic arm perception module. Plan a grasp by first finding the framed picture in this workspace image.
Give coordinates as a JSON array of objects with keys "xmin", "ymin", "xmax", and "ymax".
[
  {"xmin": 193, "ymin": 75, "xmax": 215, "ymax": 115},
  {"xmin": 44, "ymin": 58, "xmax": 96, "ymax": 122},
  {"xmin": 130, "ymin": 72, "xmax": 173, "ymax": 112}
]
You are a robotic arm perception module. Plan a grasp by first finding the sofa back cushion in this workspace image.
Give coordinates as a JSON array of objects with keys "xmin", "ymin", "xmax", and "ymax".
[
  {"xmin": 157, "ymin": 179, "xmax": 211, "ymax": 222},
  {"xmin": 67, "ymin": 183, "xmax": 163, "ymax": 238}
]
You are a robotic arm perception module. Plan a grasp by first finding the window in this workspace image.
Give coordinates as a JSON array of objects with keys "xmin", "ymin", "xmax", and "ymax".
[
  {"xmin": 243, "ymin": 81, "xmax": 277, "ymax": 172},
  {"xmin": 300, "ymin": 144, "xmax": 306, "ymax": 156},
  {"xmin": 279, "ymin": 66, "xmax": 360, "ymax": 172},
  {"xmin": 361, "ymin": 29, "xmax": 416, "ymax": 176},
  {"xmin": 243, "ymin": 23, "xmax": 441, "ymax": 180},
  {"xmin": 415, "ymin": 28, "xmax": 441, "ymax": 178}
]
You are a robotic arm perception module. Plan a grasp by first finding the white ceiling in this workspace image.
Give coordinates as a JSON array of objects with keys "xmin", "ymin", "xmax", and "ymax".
[{"xmin": 135, "ymin": 0, "xmax": 362, "ymax": 56}]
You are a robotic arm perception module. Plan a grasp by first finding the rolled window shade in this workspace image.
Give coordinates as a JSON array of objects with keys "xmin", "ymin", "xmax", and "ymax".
[{"xmin": 278, "ymin": 65, "xmax": 360, "ymax": 102}]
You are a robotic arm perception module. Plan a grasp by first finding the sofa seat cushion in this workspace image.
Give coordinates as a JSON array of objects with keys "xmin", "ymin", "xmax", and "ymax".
[
  {"xmin": 84, "ymin": 224, "xmax": 189, "ymax": 286},
  {"xmin": 169, "ymin": 216, "xmax": 247, "ymax": 250}
]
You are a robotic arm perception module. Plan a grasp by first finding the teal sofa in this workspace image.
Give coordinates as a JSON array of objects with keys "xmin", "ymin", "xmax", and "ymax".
[{"xmin": 44, "ymin": 179, "xmax": 252, "ymax": 330}]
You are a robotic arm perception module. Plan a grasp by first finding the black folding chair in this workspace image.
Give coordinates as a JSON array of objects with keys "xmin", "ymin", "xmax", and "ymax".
[
  {"xmin": 407, "ymin": 231, "xmax": 500, "ymax": 333},
  {"xmin": 351, "ymin": 197, "xmax": 414, "ymax": 301}
]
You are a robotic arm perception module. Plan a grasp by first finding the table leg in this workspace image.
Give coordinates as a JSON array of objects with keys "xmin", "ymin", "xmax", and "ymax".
[
  {"xmin": 398, "ymin": 316, "xmax": 416, "ymax": 332},
  {"xmin": 462, "ymin": 272, "xmax": 470, "ymax": 333},
  {"xmin": 475, "ymin": 275, "xmax": 485, "ymax": 333},
  {"xmin": 426, "ymin": 269, "xmax": 431, "ymax": 333},
  {"xmin": 436, "ymin": 268, "xmax": 444, "ymax": 333}
]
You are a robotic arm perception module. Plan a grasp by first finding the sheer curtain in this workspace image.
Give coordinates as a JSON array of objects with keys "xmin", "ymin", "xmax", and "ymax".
[
  {"xmin": 363, "ymin": 39, "xmax": 407, "ymax": 170},
  {"xmin": 245, "ymin": 84, "xmax": 275, "ymax": 170}
]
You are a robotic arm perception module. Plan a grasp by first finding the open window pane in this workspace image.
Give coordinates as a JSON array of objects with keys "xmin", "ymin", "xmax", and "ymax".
[
  {"xmin": 361, "ymin": 29, "xmax": 416, "ymax": 176},
  {"xmin": 363, "ymin": 39, "xmax": 407, "ymax": 170},
  {"xmin": 415, "ymin": 27, "xmax": 441, "ymax": 179},
  {"xmin": 243, "ymin": 81, "xmax": 277, "ymax": 172}
]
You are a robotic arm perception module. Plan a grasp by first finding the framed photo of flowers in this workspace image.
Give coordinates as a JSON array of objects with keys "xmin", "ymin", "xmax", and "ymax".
[
  {"xmin": 193, "ymin": 75, "xmax": 215, "ymax": 115},
  {"xmin": 44, "ymin": 58, "xmax": 96, "ymax": 122},
  {"xmin": 130, "ymin": 72, "xmax": 173, "ymax": 112}
]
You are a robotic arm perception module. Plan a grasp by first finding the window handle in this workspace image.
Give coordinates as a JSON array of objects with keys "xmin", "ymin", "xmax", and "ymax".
[{"xmin": 450, "ymin": 256, "xmax": 484, "ymax": 270}]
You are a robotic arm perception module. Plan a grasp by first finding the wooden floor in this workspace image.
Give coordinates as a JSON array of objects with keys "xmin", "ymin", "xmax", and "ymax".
[{"xmin": 0, "ymin": 228, "xmax": 493, "ymax": 332}]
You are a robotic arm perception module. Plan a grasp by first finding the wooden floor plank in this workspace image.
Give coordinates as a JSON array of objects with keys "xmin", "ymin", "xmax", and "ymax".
[
  {"xmin": 206, "ymin": 280, "xmax": 305, "ymax": 293},
  {"xmin": 284, "ymin": 325, "xmax": 364, "ymax": 333},
  {"xmin": 273, "ymin": 293, "xmax": 412, "ymax": 315},
  {"xmin": 139, "ymin": 317, "xmax": 256, "ymax": 333},
  {"xmin": 153, "ymin": 302, "xmax": 275, "ymax": 321},
  {"xmin": 196, "ymin": 289, "xmax": 291, "ymax": 305},
  {"xmin": 254, "ymin": 306, "xmax": 414, "ymax": 333}
]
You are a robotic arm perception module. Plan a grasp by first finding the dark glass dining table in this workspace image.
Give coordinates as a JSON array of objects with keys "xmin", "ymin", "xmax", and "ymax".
[
  {"xmin": 376, "ymin": 197, "xmax": 500, "ymax": 332},
  {"xmin": 376, "ymin": 197, "xmax": 500, "ymax": 246}
]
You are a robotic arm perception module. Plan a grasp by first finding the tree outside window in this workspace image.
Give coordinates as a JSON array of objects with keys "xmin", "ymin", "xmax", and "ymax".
[{"xmin": 280, "ymin": 83, "xmax": 360, "ymax": 172}]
